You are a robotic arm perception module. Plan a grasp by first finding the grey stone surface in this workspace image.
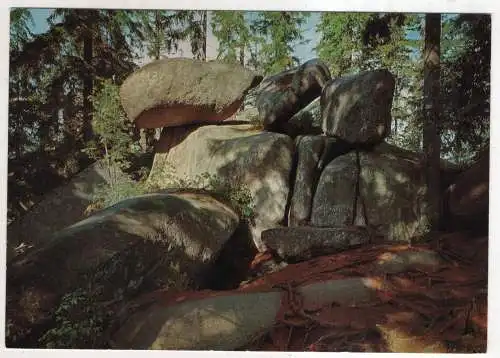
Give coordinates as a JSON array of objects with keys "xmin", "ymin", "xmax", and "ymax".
[
  {"xmin": 262, "ymin": 226, "xmax": 370, "ymax": 261},
  {"xmin": 321, "ymin": 69, "xmax": 395, "ymax": 144}
]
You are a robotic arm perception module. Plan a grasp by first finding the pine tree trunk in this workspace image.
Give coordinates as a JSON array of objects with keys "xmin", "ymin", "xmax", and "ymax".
[
  {"xmin": 239, "ymin": 46, "xmax": 244, "ymax": 66},
  {"xmin": 15, "ymin": 73, "xmax": 22, "ymax": 160},
  {"xmin": 202, "ymin": 11, "xmax": 207, "ymax": 61},
  {"xmin": 423, "ymin": 13, "xmax": 442, "ymax": 230},
  {"xmin": 154, "ymin": 10, "xmax": 161, "ymax": 60},
  {"xmin": 82, "ymin": 22, "xmax": 94, "ymax": 143}
]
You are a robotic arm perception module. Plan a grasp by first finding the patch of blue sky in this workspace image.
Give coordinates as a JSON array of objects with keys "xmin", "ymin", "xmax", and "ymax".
[
  {"xmin": 293, "ymin": 12, "xmax": 320, "ymax": 63},
  {"xmin": 28, "ymin": 8, "xmax": 53, "ymax": 34}
]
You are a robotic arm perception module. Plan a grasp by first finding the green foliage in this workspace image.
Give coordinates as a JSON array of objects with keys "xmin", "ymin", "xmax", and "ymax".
[
  {"xmin": 90, "ymin": 79, "xmax": 138, "ymax": 170},
  {"xmin": 83, "ymin": 80, "xmax": 147, "ymax": 214},
  {"xmin": 200, "ymin": 172, "xmax": 255, "ymax": 220},
  {"xmin": 317, "ymin": 13, "xmax": 425, "ymax": 153},
  {"xmin": 251, "ymin": 12, "xmax": 309, "ymax": 75},
  {"xmin": 141, "ymin": 10, "xmax": 185, "ymax": 60},
  {"xmin": 211, "ymin": 11, "xmax": 308, "ymax": 74},
  {"xmin": 177, "ymin": 10, "xmax": 208, "ymax": 60},
  {"xmin": 211, "ymin": 11, "xmax": 252, "ymax": 65},
  {"xmin": 316, "ymin": 13, "xmax": 372, "ymax": 76},
  {"xmin": 148, "ymin": 163, "xmax": 255, "ymax": 221},
  {"xmin": 9, "ymin": 8, "xmax": 34, "ymax": 51},
  {"xmin": 8, "ymin": 9, "xmax": 145, "ymax": 222},
  {"xmin": 440, "ymin": 14, "xmax": 490, "ymax": 164},
  {"xmin": 40, "ymin": 289, "xmax": 106, "ymax": 348},
  {"xmin": 89, "ymin": 176, "xmax": 148, "ymax": 214}
]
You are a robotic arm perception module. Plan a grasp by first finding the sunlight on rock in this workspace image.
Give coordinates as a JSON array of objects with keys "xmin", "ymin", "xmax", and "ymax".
[{"xmin": 113, "ymin": 292, "xmax": 281, "ymax": 350}]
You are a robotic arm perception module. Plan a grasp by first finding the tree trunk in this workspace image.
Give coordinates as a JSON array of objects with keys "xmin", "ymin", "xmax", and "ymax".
[
  {"xmin": 15, "ymin": 73, "xmax": 22, "ymax": 161},
  {"xmin": 202, "ymin": 11, "xmax": 207, "ymax": 61},
  {"xmin": 423, "ymin": 13, "xmax": 442, "ymax": 230},
  {"xmin": 154, "ymin": 10, "xmax": 161, "ymax": 60},
  {"xmin": 239, "ymin": 47, "xmax": 245, "ymax": 110},
  {"xmin": 239, "ymin": 46, "xmax": 244, "ymax": 66},
  {"xmin": 82, "ymin": 21, "xmax": 94, "ymax": 143}
]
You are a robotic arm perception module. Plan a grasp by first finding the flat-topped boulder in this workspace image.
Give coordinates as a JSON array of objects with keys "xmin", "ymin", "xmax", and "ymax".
[{"xmin": 120, "ymin": 58, "xmax": 263, "ymax": 128}]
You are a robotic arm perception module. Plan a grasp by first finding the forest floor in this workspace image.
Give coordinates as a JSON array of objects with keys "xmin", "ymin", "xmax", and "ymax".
[
  {"xmin": 155, "ymin": 231, "xmax": 487, "ymax": 353},
  {"xmin": 242, "ymin": 231, "xmax": 488, "ymax": 352}
]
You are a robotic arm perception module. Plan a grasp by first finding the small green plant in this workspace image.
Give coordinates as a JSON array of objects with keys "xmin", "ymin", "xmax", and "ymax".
[
  {"xmin": 83, "ymin": 79, "xmax": 149, "ymax": 214},
  {"xmin": 40, "ymin": 288, "xmax": 106, "ymax": 349},
  {"xmin": 147, "ymin": 162, "xmax": 256, "ymax": 221},
  {"xmin": 248, "ymin": 114, "xmax": 264, "ymax": 130},
  {"xmin": 202, "ymin": 172, "xmax": 256, "ymax": 220},
  {"xmin": 88, "ymin": 177, "xmax": 148, "ymax": 214}
]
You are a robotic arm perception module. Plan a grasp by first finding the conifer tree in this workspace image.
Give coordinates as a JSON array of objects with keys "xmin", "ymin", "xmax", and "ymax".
[
  {"xmin": 251, "ymin": 11, "xmax": 309, "ymax": 75},
  {"xmin": 211, "ymin": 10, "xmax": 252, "ymax": 65}
]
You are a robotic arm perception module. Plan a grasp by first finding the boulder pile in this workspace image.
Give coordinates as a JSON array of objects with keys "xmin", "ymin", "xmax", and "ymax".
[{"xmin": 6, "ymin": 57, "xmax": 488, "ymax": 351}]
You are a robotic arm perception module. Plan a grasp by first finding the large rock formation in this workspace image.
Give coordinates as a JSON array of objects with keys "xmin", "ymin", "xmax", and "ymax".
[
  {"xmin": 148, "ymin": 124, "xmax": 294, "ymax": 251},
  {"xmin": 120, "ymin": 58, "xmax": 262, "ymax": 128},
  {"xmin": 287, "ymin": 135, "xmax": 326, "ymax": 227},
  {"xmin": 6, "ymin": 192, "xmax": 239, "ymax": 347},
  {"xmin": 6, "ymin": 160, "xmax": 127, "ymax": 262},
  {"xmin": 6, "ymin": 57, "xmax": 488, "ymax": 351},
  {"xmin": 256, "ymin": 59, "xmax": 331, "ymax": 132},
  {"xmin": 321, "ymin": 69, "xmax": 395, "ymax": 144},
  {"xmin": 288, "ymin": 135, "xmax": 353, "ymax": 227},
  {"xmin": 311, "ymin": 143, "xmax": 431, "ymax": 242}
]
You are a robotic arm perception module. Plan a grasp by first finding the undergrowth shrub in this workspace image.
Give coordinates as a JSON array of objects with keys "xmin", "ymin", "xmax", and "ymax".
[
  {"xmin": 40, "ymin": 288, "xmax": 106, "ymax": 349},
  {"xmin": 147, "ymin": 163, "xmax": 256, "ymax": 221}
]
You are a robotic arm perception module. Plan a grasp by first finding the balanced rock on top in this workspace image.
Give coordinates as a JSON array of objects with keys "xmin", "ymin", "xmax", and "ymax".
[
  {"xmin": 120, "ymin": 58, "xmax": 263, "ymax": 128},
  {"xmin": 321, "ymin": 69, "xmax": 395, "ymax": 144}
]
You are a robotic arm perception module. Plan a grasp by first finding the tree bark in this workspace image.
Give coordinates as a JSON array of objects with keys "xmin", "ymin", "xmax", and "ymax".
[
  {"xmin": 202, "ymin": 11, "xmax": 207, "ymax": 61},
  {"xmin": 239, "ymin": 46, "xmax": 244, "ymax": 66},
  {"xmin": 15, "ymin": 73, "xmax": 22, "ymax": 160},
  {"xmin": 154, "ymin": 10, "xmax": 161, "ymax": 60},
  {"xmin": 82, "ymin": 18, "xmax": 94, "ymax": 143},
  {"xmin": 239, "ymin": 46, "xmax": 245, "ymax": 110},
  {"xmin": 423, "ymin": 13, "xmax": 442, "ymax": 230}
]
